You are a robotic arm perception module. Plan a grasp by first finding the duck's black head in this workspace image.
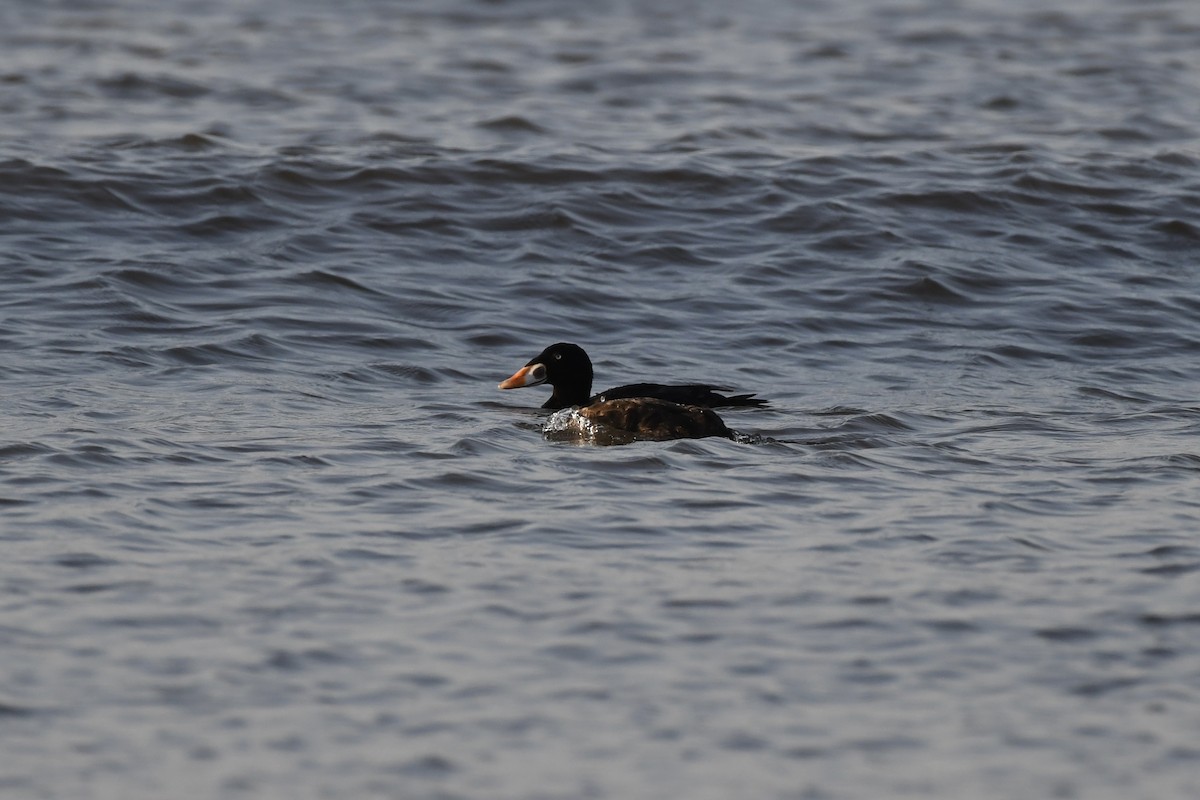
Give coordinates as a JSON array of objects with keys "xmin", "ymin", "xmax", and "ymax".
[{"xmin": 497, "ymin": 342, "xmax": 594, "ymax": 409}]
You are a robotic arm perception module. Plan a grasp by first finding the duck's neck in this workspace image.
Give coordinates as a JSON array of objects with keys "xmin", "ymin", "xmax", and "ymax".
[{"xmin": 543, "ymin": 383, "xmax": 591, "ymax": 409}]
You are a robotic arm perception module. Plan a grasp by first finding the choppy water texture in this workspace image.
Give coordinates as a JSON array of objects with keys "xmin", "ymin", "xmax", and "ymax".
[{"xmin": 3, "ymin": 0, "xmax": 1200, "ymax": 797}]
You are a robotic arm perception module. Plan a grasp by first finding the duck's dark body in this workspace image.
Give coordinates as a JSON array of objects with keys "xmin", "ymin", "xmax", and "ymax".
[
  {"xmin": 578, "ymin": 398, "xmax": 733, "ymax": 441},
  {"xmin": 498, "ymin": 342, "xmax": 764, "ymax": 441}
]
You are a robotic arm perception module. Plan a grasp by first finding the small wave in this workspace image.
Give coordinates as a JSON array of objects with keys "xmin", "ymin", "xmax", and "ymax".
[
  {"xmin": 179, "ymin": 212, "xmax": 280, "ymax": 237},
  {"xmin": 476, "ymin": 115, "xmax": 548, "ymax": 134},
  {"xmin": 95, "ymin": 71, "xmax": 211, "ymax": 100},
  {"xmin": 161, "ymin": 333, "xmax": 294, "ymax": 367},
  {"xmin": 1153, "ymin": 219, "xmax": 1200, "ymax": 240},
  {"xmin": 106, "ymin": 132, "xmax": 228, "ymax": 151}
]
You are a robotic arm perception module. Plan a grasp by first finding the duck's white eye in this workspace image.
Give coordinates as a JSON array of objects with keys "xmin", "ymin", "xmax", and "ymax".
[{"xmin": 554, "ymin": 353, "xmax": 562, "ymax": 360}]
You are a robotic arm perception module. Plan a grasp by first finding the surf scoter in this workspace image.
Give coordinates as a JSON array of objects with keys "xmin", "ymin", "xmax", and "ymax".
[{"xmin": 497, "ymin": 342, "xmax": 765, "ymax": 441}]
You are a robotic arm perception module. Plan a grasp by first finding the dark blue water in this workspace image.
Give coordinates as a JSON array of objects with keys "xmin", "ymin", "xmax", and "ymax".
[{"xmin": 3, "ymin": 0, "xmax": 1200, "ymax": 797}]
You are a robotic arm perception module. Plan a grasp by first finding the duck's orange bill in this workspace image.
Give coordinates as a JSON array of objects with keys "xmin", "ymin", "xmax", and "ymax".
[{"xmin": 497, "ymin": 365, "xmax": 533, "ymax": 390}]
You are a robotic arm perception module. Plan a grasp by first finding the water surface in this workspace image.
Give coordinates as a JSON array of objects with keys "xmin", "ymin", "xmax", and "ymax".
[{"xmin": 3, "ymin": 0, "xmax": 1200, "ymax": 798}]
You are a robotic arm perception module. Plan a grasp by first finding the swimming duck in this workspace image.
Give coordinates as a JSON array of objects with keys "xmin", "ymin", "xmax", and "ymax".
[{"xmin": 497, "ymin": 342, "xmax": 765, "ymax": 441}]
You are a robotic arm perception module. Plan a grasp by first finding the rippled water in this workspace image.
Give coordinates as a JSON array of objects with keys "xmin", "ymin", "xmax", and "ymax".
[{"xmin": 3, "ymin": 0, "xmax": 1200, "ymax": 797}]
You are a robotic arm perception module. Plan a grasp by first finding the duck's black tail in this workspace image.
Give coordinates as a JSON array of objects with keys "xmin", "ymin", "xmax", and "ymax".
[
  {"xmin": 592, "ymin": 382, "xmax": 768, "ymax": 409},
  {"xmin": 717, "ymin": 393, "xmax": 768, "ymax": 408}
]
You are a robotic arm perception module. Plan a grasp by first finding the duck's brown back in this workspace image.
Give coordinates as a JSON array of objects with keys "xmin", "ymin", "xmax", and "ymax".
[{"xmin": 578, "ymin": 398, "xmax": 733, "ymax": 441}]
